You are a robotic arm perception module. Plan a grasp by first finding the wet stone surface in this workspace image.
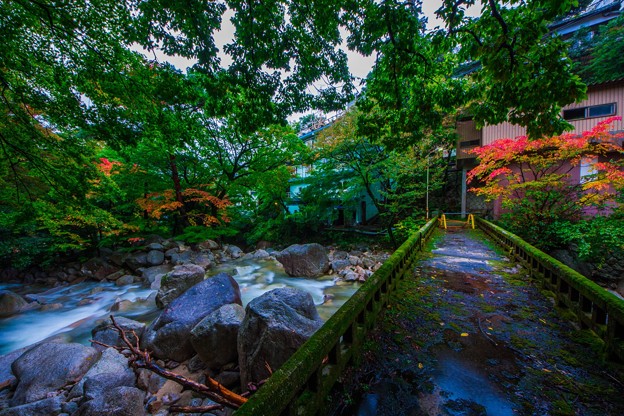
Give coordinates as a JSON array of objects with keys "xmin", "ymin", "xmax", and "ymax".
[{"xmin": 330, "ymin": 229, "xmax": 624, "ymax": 416}]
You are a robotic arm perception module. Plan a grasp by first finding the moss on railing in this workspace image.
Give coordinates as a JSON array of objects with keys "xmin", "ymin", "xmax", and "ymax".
[
  {"xmin": 234, "ymin": 216, "xmax": 439, "ymax": 416},
  {"xmin": 476, "ymin": 217, "xmax": 624, "ymax": 362}
]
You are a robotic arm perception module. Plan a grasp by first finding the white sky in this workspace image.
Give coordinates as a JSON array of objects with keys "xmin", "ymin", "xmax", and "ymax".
[
  {"xmin": 143, "ymin": 1, "xmax": 481, "ymax": 119},
  {"xmin": 155, "ymin": 1, "xmax": 480, "ymax": 76}
]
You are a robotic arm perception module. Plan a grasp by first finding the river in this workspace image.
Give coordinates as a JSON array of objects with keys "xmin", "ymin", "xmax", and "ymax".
[{"xmin": 0, "ymin": 258, "xmax": 359, "ymax": 355}]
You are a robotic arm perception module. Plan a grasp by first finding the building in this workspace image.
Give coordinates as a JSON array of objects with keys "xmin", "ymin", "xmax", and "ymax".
[
  {"xmin": 456, "ymin": 0, "xmax": 624, "ymax": 217},
  {"xmin": 286, "ymin": 114, "xmax": 382, "ymax": 227}
]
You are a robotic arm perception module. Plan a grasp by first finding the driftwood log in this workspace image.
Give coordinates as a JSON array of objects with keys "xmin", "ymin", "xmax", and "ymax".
[{"xmin": 92, "ymin": 315, "xmax": 248, "ymax": 410}]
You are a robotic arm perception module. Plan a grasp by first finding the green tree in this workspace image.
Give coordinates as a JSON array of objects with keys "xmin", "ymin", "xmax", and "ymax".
[
  {"xmin": 437, "ymin": 0, "xmax": 586, "ymax": 138},
  {"xmin": 577, "ymin": 13, "xmax": 624, "ymax": 84},
  {"xmin": 314, "ymin": 108, "xmax": 448, "ymax": 246},
  {"xmin": 468, "ymin": 117, "xmax": 624, "ymax": 249}
]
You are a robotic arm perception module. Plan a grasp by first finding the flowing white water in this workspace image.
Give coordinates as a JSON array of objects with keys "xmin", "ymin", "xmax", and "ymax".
[{"xmin": 0, "ymin": 259, "xmax": 359, "ymax": 355}]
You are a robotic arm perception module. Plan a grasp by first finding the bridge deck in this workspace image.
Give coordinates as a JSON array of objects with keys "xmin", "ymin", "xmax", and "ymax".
[{"xmin": 330, "ymin": 228, "xmax": 624, "ymax": 415}]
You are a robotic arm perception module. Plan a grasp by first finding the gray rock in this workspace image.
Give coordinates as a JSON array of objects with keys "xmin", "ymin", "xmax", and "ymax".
[
  {"xmin": 0, "ymin": 395, "xmax": 64, "ymax": 416},
  {"xmin": 73, "ymin": 386, "xmax": 146, "ymax": 416},
  {"xmin": 115, "ymin": 275, "xmax": 135, "ymax": 286},
  {"xmin": 214, "ymin": 371, "xmax": 240, "ymax": 389},
  {"xmin": 252, "ymin": 249, "xmax": 270, "ymax": 260},
  {"xmin": 197, "ymin": 240, "xmax": 219, "ymax": 251},
  {"xmin": 0, "ymin": 291, "xmax": 28, "ymax": 318},
  {"xmin": 40, "ymin": 303, "xmax": 63, "ymax": 312},
  {"xmin": 238, "ymin": 288, "xmax": 323, "ymax": 388},
  {"xmin": 81, "ymin": 372, "xmax": 135, "ymax": 402},
  {"xmin": 225, "ymin": 245, "xmax": 243, "ymax": 259},
  {"xmin": 169, "ymin": 250, "xmax": 194, "ymax": 265},
  {"xmin": 123, "ymin": 252, "xmax": 149, "ymax": 272},
  {"xmin": 0, "ymin": 347, "xmax": 28, "ymax": 390},
  {"xmin": 362, "ymin": 257, "xmax": 377, "ymax": 269},
  {"xmin": 348, "ymin": 255, "xmax": 362, "ymax": 267},
  {"xmin": 141, "ymin": 265, "xmax": 172, "ymax": 285},
  {"xmin": 155, "ymin": 264, "xmax": 206, "ymax": 308},
  {"xmin": 91, "ymin": 317, "xmax": 145, "ymax": 352},
  {"xmin": 146, "ymin": 243, "xmax": 164, "ymax": 251},
  {"xmin": 11, "ymin": 343, "xmax": 98, "ymax": 406},
  {"xmin": 69, "ymin": 348, "xmax": 134, "ymax": 400},
  {"xmin": 275, "ymin": 243, "xmax": 330, "ymax": 278},
  {"xmin": 146, "ymin": 250, "xmax": 165, "ymax": 267},
  {"xmin": 108, "ymin": 251, "xmax": 127, "ymax": 267},
  {"xmin": 164, "ymin": 247, "xmax": 179, "ymax": 260},
  {"xmin": 142, "ymin": 273, "xmax": 242, "ymax": 362},
  {"xmin": 104, "ymin": 270, "xmax": 125, "ymax": 281},
  {"xmin": 190, "ymin": 304, "xmax": 245, "ymax": 369},
  {"xmin": 136, "ymin": 369, "xmax": 166, "ymax": 394},
  {"xmin": 332, "ymin": 250, "xmax": 349, "ymax": 260},
  {"xmin": 190, "ymin": 252, "xmax": 213, "ymax": 270},
  {"xmin": 330, "ymin": 259, "xmax": 351, "ymax": 272}
]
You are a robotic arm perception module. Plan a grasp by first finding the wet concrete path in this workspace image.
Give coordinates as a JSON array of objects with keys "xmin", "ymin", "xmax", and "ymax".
[{"xmin": 331, "ymin": 229, "xmax": 624, "ymax": 416}]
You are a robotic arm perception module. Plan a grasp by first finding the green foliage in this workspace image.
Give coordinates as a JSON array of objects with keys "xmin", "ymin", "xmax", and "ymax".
[
  {"xmin": 576, "ymin": 13, "xmax": 624, "ymax": 84},
  {"xmin": 549, "ymin": 216, "xmax": 624, "ymax": 264},
  {"xmin": 174, "ymin": 225, "xmax": 238, "ymax": 244},
  {"xmin": 393, "ymin": 216, "xmax": 427, "ymax": 244},
  {"xmin": 438, "ymin": 0, "xmax": 585, "ymax": 138}
]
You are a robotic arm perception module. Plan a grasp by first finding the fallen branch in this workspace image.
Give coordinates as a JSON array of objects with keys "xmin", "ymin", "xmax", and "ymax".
[
  {"xmin": 98, "ymin": 315, "xmax": 248, "ymax": 409},
  {"xmin": 169, "ymin": 404, "xmax": 223, "ymax": 413}
]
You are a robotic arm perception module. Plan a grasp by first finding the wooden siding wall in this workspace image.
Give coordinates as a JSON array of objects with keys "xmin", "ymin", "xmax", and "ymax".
[
  {"xmin": 480, "ymin": 81, "xmax": 624, "ymax": 145},
  {"xmin": 456, "ymin": 119, "xmax": 482, "ymax": 159}
]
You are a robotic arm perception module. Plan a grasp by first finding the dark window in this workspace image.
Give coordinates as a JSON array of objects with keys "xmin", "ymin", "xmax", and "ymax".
[
  {"xmin": 460, "ymin": 139, "xmax": 480, "ymax": 148},
  {"xmin": 563, "ymin": 107, "xmax": 586, "ymax": 120},
  {"xmin": 563, "ymin": 103, "xmax": 616, "ymax": 120},
  {"xmin": 588, "ymin": 103, "xmax": 616, "ymax": 118}
]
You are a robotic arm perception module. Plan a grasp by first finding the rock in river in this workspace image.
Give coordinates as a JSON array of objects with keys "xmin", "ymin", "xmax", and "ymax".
[
  {"xmin": 275, "ymin": 243, "xmax": 330, "ymax": 278},
  {"xmin": 238, "ymin": 288, "xmax": 323, "ymax": 388},
  {"xmin": 142, "ymin": 273, "xmax": 242, "ymax": 362}
]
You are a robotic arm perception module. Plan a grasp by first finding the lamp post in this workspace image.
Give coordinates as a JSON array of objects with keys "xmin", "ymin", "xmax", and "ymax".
[
  {"xmin": 426, "ymin": 157, "xmax": 430, "ymax": 219},
  {"xmin": 426, "ymin": 147, "xmax": 443, "ymax": 220}
]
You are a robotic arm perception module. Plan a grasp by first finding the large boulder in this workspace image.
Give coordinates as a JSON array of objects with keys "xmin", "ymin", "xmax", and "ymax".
[
  {"xmin": 73, "ymin": 386, "xmax": 146, "ymax": 416},
  {"xmin": 69, "ymin": 348, "xmax": 135, "ymax": 400},
  {"xmin": 155, "ymin": 264, "xmax": 206, "ymax": 308},
  {"xmin": 0, "ymin": 347, "xmax": 28, "ymax": 390},
  {"xmin": 190, "ymin": 304, "xmax": 245, "ymax": 369},
  {"xmin": 146, "ymin": 250, "xmax": 165, "ymax": 267},
  {"xmin": 0, "ymin": 291, "xmax": 28, "ymax": 318},
  {"xmin": 123, "ymin": 252, "xmax": 149, "ymax": 272},
  {"xmin": 275, "ymin": 244, "xmax": 330, "ymax": 278},
  {"xmin": 238, "ymin": 288, "xmax": 323, "ymax": 388},
  {"xmin": 142, "ymin": 273, "xmax": 242, "ymax": 362},
  {"xmin": 0, "ymin": 395, "xmax": 64, "ymax": 416},
  {"xmin": 10, "ymin": 343, "xmax": 98, "ymax": 406},
  {"xmin": 91, "ymin": 317, "xmax": 145, "ymax": 352}
]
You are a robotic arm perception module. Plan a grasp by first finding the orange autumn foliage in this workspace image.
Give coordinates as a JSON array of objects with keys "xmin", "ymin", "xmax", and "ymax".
[
  {"xmin": 136, "ymin": 186, "xmax": 230, "ymax": 226},
  {"xmin": 467, "ymin": 117, "xmax": 624, "ymax": 215}
]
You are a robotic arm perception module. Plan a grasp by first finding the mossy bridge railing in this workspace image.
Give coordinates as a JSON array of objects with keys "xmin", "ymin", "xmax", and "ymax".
[
  {"xmin": 235, "ymin": 217, "xmax": 624, "ymax": 415},
  {"xmin": 234, "ymin": 217, "xmax": 438, "ymax": 416},
  {"xmin": 477, "ymin": 217, "xmax": 624, "ymax": 362}
]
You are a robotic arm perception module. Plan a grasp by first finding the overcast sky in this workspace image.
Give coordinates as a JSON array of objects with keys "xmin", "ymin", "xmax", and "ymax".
[
  {"xmin": 155, "ymin": 1, "xmax": 480, "ymax": 76},
  {"xmin": 144, "ymin": 1, "xmax": 480, "ymax": 119}
]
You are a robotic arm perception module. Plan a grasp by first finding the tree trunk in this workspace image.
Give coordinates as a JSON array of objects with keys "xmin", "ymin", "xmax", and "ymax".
[{"xmin": 169, "ymin": 153, "xmax": 188, "ymax": 234}]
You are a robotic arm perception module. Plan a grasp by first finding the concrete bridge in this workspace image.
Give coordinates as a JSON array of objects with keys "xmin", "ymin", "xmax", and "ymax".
[{"xmin": 234, "ymin": 217, "xmax": 624, "ymax": 415}]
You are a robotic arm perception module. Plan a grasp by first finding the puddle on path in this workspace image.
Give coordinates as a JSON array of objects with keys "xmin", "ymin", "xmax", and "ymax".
[{"xmin": 333, "ymin": 229, "xmax": 624, "ymax": 416}]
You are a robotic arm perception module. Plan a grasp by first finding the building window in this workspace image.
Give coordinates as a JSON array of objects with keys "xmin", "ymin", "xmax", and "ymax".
[
  {"xmin": 460, "ymin": 139, "xmax": 480, "ymax": 148},
  {"xmin": 580, "ymin": 157, "xmax": 597, "ymax": 183},
  {"xmin": 563, "ymin": 103, "xmax": 616, "ymax": 121}
]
